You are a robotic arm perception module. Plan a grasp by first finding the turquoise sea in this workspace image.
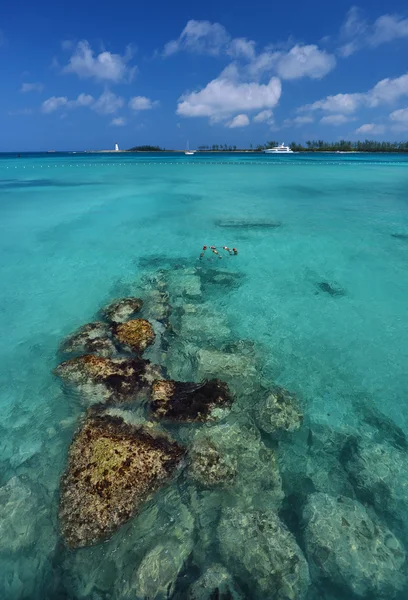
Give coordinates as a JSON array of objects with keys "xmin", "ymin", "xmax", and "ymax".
[{"xmin": 1, "ymin": 151, "xmax": 408, "ymax": 599}]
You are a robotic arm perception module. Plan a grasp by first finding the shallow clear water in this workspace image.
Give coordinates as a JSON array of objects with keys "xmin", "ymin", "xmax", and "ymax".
[{"xmin": 1, "ymin": 152, "xmax": 408, "ymax": 599}]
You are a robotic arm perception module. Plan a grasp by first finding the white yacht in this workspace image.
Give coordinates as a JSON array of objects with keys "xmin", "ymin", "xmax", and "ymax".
[
  {"xmin": 264, "ymin": 143, "xmax": 294, "ymax": 154},
  {"xmin": 185, "ymin": 141, "xmax": 195, "ymax": 155}
]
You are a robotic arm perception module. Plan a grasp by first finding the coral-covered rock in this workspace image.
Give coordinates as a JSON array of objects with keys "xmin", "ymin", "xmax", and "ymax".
[
  {"xmin": 255, "ymin": 386, "xmax": 303, "ymax": 439},
  {"xmin": 188, "ymin": 439, "xmax": 236, "ymax": 488},
  {"xmin": 102, "ymin": 298, "xmax": 143, "ymax": 324},
  {"xmin": 302, "ymin": 493, "xmax": 407, "ymax": 599},
  {"xmin": 188, "ymin": 564, "xmax": 244, "ymax": 600},
  {"xmin": 150, "ymin": 379, "xmax": 233, "ymax": 423},
  {"xmin": 54, "ymin": 354, "xmax": 161, "ymax": 404},
  {"xmin": 113, "ymin": 319, "xmax": 155, "ymax": 354},
  {"xmin": 59, "ymin": 415, "xmax": 185, "ymax": 548},
  {"xmin": 60, "ymin": 322, "xmax": 117, "ymax": 358},
  {"xmin": 218, "ymin": 507, "xmax": 310, "ymax": 600}
]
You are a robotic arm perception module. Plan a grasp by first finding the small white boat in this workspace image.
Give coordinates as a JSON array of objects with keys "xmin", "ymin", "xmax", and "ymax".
[
  {"xmin": 264, "ymin": 143, "xmax": 293, "ymax": 154},
  {"xmin": 185, "ymin": 141, "xmax": 195, "ymax": 155}
]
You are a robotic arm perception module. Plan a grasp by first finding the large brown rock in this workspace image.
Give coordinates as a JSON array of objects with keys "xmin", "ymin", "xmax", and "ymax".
[
  {"xmin": 102, "ymin": 298, "xmax": 143, "ymax": 324},
  {"xmin": 113, "ymin": 319, "xmax": 155, "ymax": 354},
  {"xmin": 59, "ymin": 415, "xmax": 185, "ymax": 548},
  {"xmin": 54, "ymin": 354, "xmax": 161, "ymax": 404},
  {"xmin": 150, "ymin": 379, "xmax": 233, "ymax": 422}
]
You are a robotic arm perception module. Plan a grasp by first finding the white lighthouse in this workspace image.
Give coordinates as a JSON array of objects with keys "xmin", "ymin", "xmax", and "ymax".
[{"xmin": 114, "ymin": 143, "xmax": 119, "ymax": 152}]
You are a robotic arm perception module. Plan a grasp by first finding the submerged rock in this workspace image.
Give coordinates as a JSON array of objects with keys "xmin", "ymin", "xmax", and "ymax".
[
  {"xmin": 60, "ymin": 322, "xmax": 117, "ymax": 358},
  {"xmin": 344, "ymin": 438, "xmax": 408, "ymax": 532},
  {"xmin": 0, "ymin": 475, "xmax": 54, "ymax": 555},
  {"xmin": 196, "ymin": 349, "xmax": 258, "ymax": 394},
  {"xmin": 102, "ymin": 297, "xmax": 143, "ymax": 324},
  {"xmin": 302, "ymin": 492, "xmax": 407, "ymax": 599},
  {"xmin": 113, "ymin": 318, "xmax": 155, "ymax": 354},
  {"xmin": 255, "ymin": 386, "xmax": 303, "ymax": 439},
  {"xmin": 188, "ymin": 564, "xmax": 244, "ymax": 600},
  {"xmin": 126, "ymin": 536, "xmax": 193, "ymax": 599},
  {"xmin": 215, "ymin": 219, "xmax": 282, "ymax": 229},
  {"xmin": 188, "ymin": 439, "xmax": 236, "ymax": 488},
  {"xmin": 59, "ymin": 414, "xmax": 185, "ymax": 548},
  {"xmin": 218, "ymin": 507, "xmax": 310, "ymax": 600},
  {"xmin": 150, "ymin": 379, "xmax": 233, "ymax": 423},
  {"xmin": 316, "ymin": 281, "xmax": 346, "ymax": 297},
  {"xmin": 54, "ymin": 354, "xmax": 161, "ymax": 404}
]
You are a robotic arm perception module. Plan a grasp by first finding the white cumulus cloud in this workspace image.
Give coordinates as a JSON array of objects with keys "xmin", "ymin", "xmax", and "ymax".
[
  {"xmin": 227, "ymin": 114, "xmax": 250, "ymax": 128},
  {"xmin": 129, "ymin": 96, "xmax": 158, "ymax": 110},
  {"xmin": 389, "ymin": 107, "xmax": 408, "ymax": 131},
  {"xmin": 177, "ymin": 74, "xmax": 281, "ymax": 120},
  {"xmin": 21, "ymin": 82, "xmax": 44, "ymax": 93},
  {"xmin": 339, "ymin": 7, "xmax": 408, "ymax": 56},
  {"xmin": 227, "ymin": 37, "xmax": 256, "ymax": 59},
  {"xmin": 41, "ymin": 93, "xmax": 95, "ymax": 113},
  {"xmin": 92, "ymin": 90, "xmax": 124, "ymax": 114},
  {"xmin": 42, "ymin": 96, "xmax": 69, "ymax": 113},
  {"xmin": 355, "ymin": 123, "xmax": 385, "ymax": 134},
  {"xmin": 253, "ymin": 109, "xmax": 274, "ymax": 123},
  {"xmin": 110, "ymin": 117, "xmax": 126, "ymax": 126},
  {"xmin": 298, "ymin": 72, "xmax": 408, "ymax": 117},
  {"xmin": 163, "ymin": 20, "xmax": 229, "ymax": 56},
  {"xmin": 63, "ymin": 40, "xmax": 135, "ymax": 83},
  {"xmin": 282, "ymin": 115, "xmax": 315, "ymax": 127},
  {"xmin": 275, "ymin": 45, "xmax": 336, "ymax": 80},
  {"xmin": 320, "ymin": 114, "xmax": 355, "ymax": 125}
]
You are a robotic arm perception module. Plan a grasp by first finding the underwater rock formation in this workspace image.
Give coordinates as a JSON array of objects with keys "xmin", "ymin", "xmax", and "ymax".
[
  {"xmin": 316, "ymin": 281, "xmax": 346, "ymax": 297},
  {"xmin": 0, "ymin": 475, "xmax": 54, "ymax": 554},
  {"xmin": 302, "ymin": 492, "xmax": 407, "ymax": 599},
  {"xmin": 112, "ymin": 318, "xmax": 155, "ymax": 354},
  {"xmin": 54, "ymin": 354, "xmax": 162, "ymax": 404},
  {"xmin": 167, "ymin": 268, "xmax": 202, "ymax": 300},
  {"xmin": 188, "ymin": 564, "xmax": 244, "ymax": 600},
  {"xmin": 178, "ymin": 306, "xmax": 232, "ymax": 344},
  {"xmin": 218, "ymin": 507, "xmax": 310, "ymax": 600},
  {"xmin": 188, "ymin": 438, "xmax": 236, "ymax": 488},
  {"xmin": 102, "ymin": 297, "xmax": 143, "ymax": 324},
  {"xmin": 278, "ymin": 423, "xmax": 355, "ymax": 502},
  {"xmin": 125, "ymin": 535, "xmax": 193, "ymax": 599},
  {"xmin": 143, "ymin": 289, "xmax": 171, "ymax": 323},
  {"xmin": 60, "ymin": 322, "xmax": 117, "ymax": 358},
  {"xmin": 215, "ymin": 219, "xmax": 282, "ymax": 229},
  {"xmin": 196, "ymin": 349, "xmax": 258, "ymax": 394},
  {"xmin": 345, "ymin": 438, "xmax": 408, "ymax": 533},
  {"xmin": 59, "ymin": 414, "xmax": 185, "ymax": 548},
  {"xmin": 391, "ymin": 232, "xmax": 408, "ymax": 241},
  {"xmin": 255, "ymin": 386, "xmax": 303, "ymax": 439},
  {"xmin": 150, "ymin": 379, "xmax": 233, "ymax": 423}
]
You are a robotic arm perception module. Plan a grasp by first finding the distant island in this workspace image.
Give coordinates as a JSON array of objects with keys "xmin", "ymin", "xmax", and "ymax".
[
  {"xmin": 127, "ymin": 140, "xmax": 408, "ymax": 153},
  {"xmin": 128, "ymin": 145, "xmax": 164, "ymax": 152}
]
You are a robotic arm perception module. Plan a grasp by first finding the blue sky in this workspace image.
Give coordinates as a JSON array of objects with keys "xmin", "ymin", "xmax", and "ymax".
[{"xmin": 1, "ymin": 0, "xmax": 408, "ymax": 150}]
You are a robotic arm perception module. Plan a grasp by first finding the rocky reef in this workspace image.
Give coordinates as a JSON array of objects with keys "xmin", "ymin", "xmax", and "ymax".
[
  {"xmin": 303, "ymin": 492, "xmax": 407, "ymax": 599},
  {"xmin": 188, "ymin": 438, "xmax": 236, "ymax": 488},
  {"xmin": 48, "ymin": 264, "xmax": 408, "ymax": 600},
  {"xmin": 60, "ymin": 321, "xmax": 117, "ymax": 358},
  {"xmin": 102, "ymin": 297, "xmax": 143, "ymax": 324},
  {"xmin": 54, "ymin": 354, "xmax": 161, "ymax": 404},
  {"xmin": 112, "ymin": 318, "xmax": 156, "ymax": 354},
  {"xmin": 255, "ymin": 386, "xmax": 303, "ymax": 439},
  {"xmin": 149, "ymin": 379, "xmax": 233, "ymax": 422},
  {"xmin": 59, "ymin": 414, "xmax": 185, "ymax": 548}
]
